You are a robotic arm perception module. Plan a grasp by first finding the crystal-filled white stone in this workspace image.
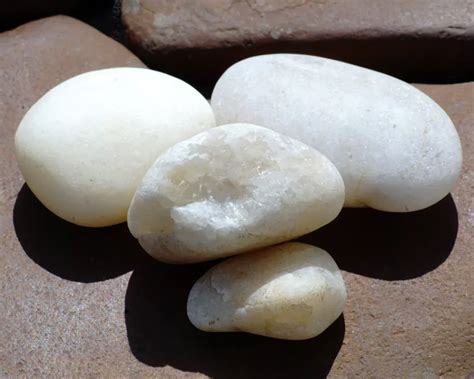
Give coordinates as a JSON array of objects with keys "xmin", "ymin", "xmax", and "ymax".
[
  {"xmin": 128, "ymin": 123, "xmax": 344, "ymax": 263},
  {"xmin": 211, "ymin": 54, "xmax": 463, "ymax": 212},
  {"xmin": 15, "ymin": 67, "xmax": 215, "ymax": 227},
  {"xmin": 187, "ymin": 242, "xmax": 346, "ymax": 340}
]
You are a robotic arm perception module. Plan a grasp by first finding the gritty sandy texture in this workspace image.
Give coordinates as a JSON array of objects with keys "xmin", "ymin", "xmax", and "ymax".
[
  {"xmin": 121, "ymin": 0, "xmax": 474, "ymax": 86},
  {"xmin": 0, "ymin": 17, "xmax": 473, "ymax": 376},
  {"xmin": 0, "ymin": 15, "xmax": 195, "ymax": 378}
]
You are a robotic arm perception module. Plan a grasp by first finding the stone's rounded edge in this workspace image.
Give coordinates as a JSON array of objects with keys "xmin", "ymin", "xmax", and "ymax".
[
  {"xmin": 14, "ymin": 66, "xmax": 214, "ymax": 228},
  {"xmin": 127, "ymin": 193, "xmax": 142, "ymax": 239},
  {"xmin": 186, "ymin": 242, "xmax": 347, "ymax": 340},
  {"xmin": 214, "ymin": 52, "xmax": 465, "ymax": 93},
  {"xmin": 127, "ymin": 123, "xmax": 346, "ymax": 263},
  {"xmin": 211, "ymin": 54, "xmax": 464, "ymax": 213},
  {"xmin": 0, "ymin": 14, "xmax": 149, "ymax": 225},
  {"xmin": 126, "ymin": 114, "xmax": 218, "ymax": 244},
  {"xmin": 121, "ymin": 0, "xmax": 474, "ymax": 49},
  {"xmin": 365, "ymin": 78, "xmax": 464, "ymax": 213},
  {"xmin": 21, "ymin": 65, "xmax": 209, "ymax": 109},
  {"xmin": 2, "ymin": 15, "xmax": 146, "ymax": 68}
]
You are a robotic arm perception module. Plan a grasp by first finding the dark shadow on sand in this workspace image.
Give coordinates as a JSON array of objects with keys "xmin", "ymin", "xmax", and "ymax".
[
  {"xmin": 125, "ymin": 256, "xmax": 345, "ymax": 379},
  {"xmin": 299, "ymin": 194, "xmax": 459, "ymax": 280},
  {"xmin": 13, "ymin": 184, "xmax": 146, "ymax": 282}
]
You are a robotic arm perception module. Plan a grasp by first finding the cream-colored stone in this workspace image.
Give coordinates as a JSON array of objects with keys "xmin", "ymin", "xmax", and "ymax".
[
  {"xmin": 15, "ymin": 67, "xmax": 215, "ymax": 227},
  {"xmin": 211, "ymin": 54, "xmax": 463, "ymax": 212},
  {"xmin": 187, "ymin": 242, "xmax": 347, "ymax": 340},
  {"xmin": 128, "ymin": 123, "xmax": 344, "ymax": 263}
]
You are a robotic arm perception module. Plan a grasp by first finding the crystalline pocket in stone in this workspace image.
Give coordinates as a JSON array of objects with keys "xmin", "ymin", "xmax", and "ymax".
[{"xmin": 127, "ymin": 123, "xmax": 345, "ymax": 263}]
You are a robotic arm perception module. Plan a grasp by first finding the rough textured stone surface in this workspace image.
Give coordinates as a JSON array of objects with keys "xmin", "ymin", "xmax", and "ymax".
[
  {"xmin": 0, "ymin": 16, "xmax": 172, "ymax": 378},
  {"xmin": 0, "ymin": 17, "xmax": 472, "ymax": 376},
  {"xmin": 122, "ymin": 0, "xmax": 474, "ymax": 91},
  {"xmin": 128, "ymin": 123, "xmax": 344, "ymax": 263}
]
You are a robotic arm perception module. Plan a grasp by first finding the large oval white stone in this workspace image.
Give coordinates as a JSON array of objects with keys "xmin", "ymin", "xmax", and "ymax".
[
  {"xmin": 211, "ymin": 54, "xmax": 463, "ymax": 212},
  {"xmin": 187, "ymin": 242, "xmax": 347, "ymax": 340},
  {"xmin": 15, "ymin": 67, "xmax": 215, "ymax": 227},
  {"xmin": 128, "ymin": 123, "xmax": 344, "ymax": 263}
]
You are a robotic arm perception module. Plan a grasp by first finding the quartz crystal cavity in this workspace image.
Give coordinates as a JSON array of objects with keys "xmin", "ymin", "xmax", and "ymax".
[{"xmin": 128, "ymin": 123, "xmax": 345, "ymax": 263}]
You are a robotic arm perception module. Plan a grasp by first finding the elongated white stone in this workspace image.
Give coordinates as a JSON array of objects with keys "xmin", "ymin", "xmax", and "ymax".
[
  {"xmin": 128, "ymin": 123, "xmax": 344, "ymax": 263},
  {"xmin": 15, "ymin": 67, "xmax": 215, "ymax": 227},
  {"xmin": 211, "ymin": 54, "xmax": 463, "ymax": 212},
  {"xmin": 187, "ymin": 242, "xmax": 346, "ymax": 340}
]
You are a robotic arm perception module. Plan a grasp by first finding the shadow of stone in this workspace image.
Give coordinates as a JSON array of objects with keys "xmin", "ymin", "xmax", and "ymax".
[
  {"xmin": 125, "ymin": 256, "xmax": 345, "ymax": 379},
  {"xmin": 13, "ymin": 184, "xmax": 146, "ymax": 282},
  {"xmin": 299, "ymin": 195, "xmax": 458, "ymax": 280}
]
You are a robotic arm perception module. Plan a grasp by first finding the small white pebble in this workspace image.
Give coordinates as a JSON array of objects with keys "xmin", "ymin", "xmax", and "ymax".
[{"xmin": 187, "ymin": 242, "xmax": 347, "ymax": 340}]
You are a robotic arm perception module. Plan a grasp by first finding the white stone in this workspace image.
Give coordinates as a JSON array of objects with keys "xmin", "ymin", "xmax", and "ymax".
[
  {"xmin": 15, "ymin": 67, "xmax": 215, "ymax": 227},
  {"xmin": 211, "ymin": 54, "xmax": 463, "ymax": 212},
  {"xmin": 128, "ymin": 123, "xmax": 344, "ymax": 263},
  {"xmin": 187, "ymin": 242, "xmax": 346, "ymax": 340}
]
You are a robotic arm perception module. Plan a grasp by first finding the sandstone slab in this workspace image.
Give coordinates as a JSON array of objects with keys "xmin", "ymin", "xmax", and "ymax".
[
  {"xmin": 0, "ymin": 17, "xmax": 472, "ymax": 376},
  {"xmin": 0, "ymin": 15, "xmax": 170, "ymax": 378},
  {"xmin": 122, "ymin": 0, "xmax": 474, "ymax": 90}
]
